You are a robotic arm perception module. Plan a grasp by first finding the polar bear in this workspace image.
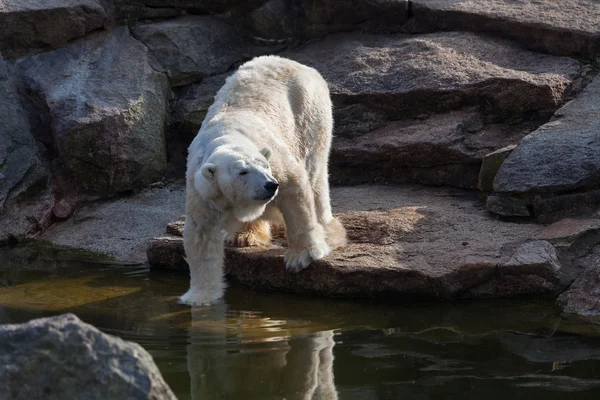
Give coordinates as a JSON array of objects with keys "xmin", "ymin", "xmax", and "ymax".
[{"xmin": 179, "ymin": 55, "xmax": 347, "ymax": 306}]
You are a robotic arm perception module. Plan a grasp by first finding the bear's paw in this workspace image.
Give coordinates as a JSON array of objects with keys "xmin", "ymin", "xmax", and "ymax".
[{"xmin": 284, "ymin": 242, "xmax": 331, "ymax": 272}]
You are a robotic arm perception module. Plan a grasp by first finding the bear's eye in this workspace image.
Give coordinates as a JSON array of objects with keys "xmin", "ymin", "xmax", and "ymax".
[{"xmin": 239, "ymin": 170, "xmax": 248, "ymax": 176}]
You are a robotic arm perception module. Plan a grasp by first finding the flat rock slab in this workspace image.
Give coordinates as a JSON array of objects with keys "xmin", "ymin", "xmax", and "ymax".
[
  {"xmin": 147, "ymin": 185, "xmax": 572, "ymax": 299},
  {"xmin": 41, "ymin": 185, "xmax": 185, "ymax": 262},
  {"xmin": 494, "ymin": 75, "xmax": 600, "ymax": 194},
  {"xmin": 283, "ymin": 31, "xmax": 582, "ymax": 137},
  {"xmin": 0, "ymin": 0, "xmax": 108, "ymax": 58},
  {"xmin": 409, "ymin": 0, "xmax": 600, "ymax": 59}
]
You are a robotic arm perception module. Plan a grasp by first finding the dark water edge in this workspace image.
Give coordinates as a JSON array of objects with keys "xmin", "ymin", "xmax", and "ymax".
[{"xmin": 2, "ymin": 245, "xmax": 600, "ymax": 399}]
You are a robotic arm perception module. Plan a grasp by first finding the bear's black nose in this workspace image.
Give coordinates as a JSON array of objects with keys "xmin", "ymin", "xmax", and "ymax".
[{"xmin": 265, "ymin": 181, "xmax": 279, "ymax": 193}]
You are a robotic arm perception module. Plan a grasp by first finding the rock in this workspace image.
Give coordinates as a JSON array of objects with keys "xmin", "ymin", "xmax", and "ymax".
[
  {"xmin": 330, "ymin": 111, "xmax": 531, "ymax": 188},
  {"xmin": 486, "ymin": 195, "xmax": 531, "ymax": 217},
  {"xmin": 132, "ymin": 16, "xmax": 275, "ymax": 87},
  {"xmin": 147, "ymin": 185, "xmax": 570, "ymax": 299},
  {"xmin": 0, "ymin": 56, "xmax": 49, "ymax": 242},
  {"xmin": 0, "ymin": 56, "xmax": 47, "ymax": 210},
  {"xmin": 174, "ymin": 73, "xmax": 228, "ymax": 132},
  {"xmin": 558, "ymin": 265, "xmax": 600, "ymax": 316},
  {"xmin": 301, "ymin": 0, "xmax": 409, "ymax": 37},
  {"xmin": 408, "ymin": 0, "xmax": 600, "ymax": 59},
  {"xmin": 500, "ymin": 240, "xmax": 561, "ymax": 283},
  {"xmin": 284, "ymin": 31, "xmax": 582, "ymax": 137},
  {"xmin": 18, "ymin": 28, "xmax": 170, "ymax": 195},
  {"xmin": 494, "ymin": 75, "xmax": 600, "ymax": 195},
  {"xmin": 236, "ymin": 0, "xmax": 409, "ymax": 41},
  {"xmin": 0, "ymin": 314, "xmax": 176, "ymax": 400},
  {"xmin": 114, "ymin": 1, "xmax": 184, "ymax": 25},
  {"xmin": 41, "ymin": 185, "xmax": 185, "ymax": 262},
  {"xmin": 0, "ymin": 0, "xmax": 109, "ymax": 58},
  {"xmin": 478, "ymin": 145, "xmax": 516, "ymax": 192},
  {"xmin": 141, "ymin": 0, "xmax": 269, "ymax": 13},
  {"xmin": 533, "ymin": 191, "xmax": 600, "ymax": 224}
]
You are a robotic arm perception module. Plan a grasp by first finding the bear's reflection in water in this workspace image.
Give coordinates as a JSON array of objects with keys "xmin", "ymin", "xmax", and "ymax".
[{"xmin": 187, "ymin": 304, "xmax": 338, "ymax": 400}]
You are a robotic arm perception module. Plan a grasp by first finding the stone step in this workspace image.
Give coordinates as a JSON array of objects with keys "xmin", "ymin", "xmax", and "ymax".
[
  {"xmin": 147, "ymin": 185, "xmax": 598, "ymax": 300},
  {"xmin": 173, "ymin": 30, "xmax": 585, "ymax": 188},
  {"xmin": 408, "ymin": 0, "xmax": 600, "ymax": 59}
]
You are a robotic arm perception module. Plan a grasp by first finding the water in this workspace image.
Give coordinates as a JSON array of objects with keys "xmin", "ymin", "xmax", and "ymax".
[{"xmin": 2, "ymin": 248, "xmax": 600, "ymax": 399}]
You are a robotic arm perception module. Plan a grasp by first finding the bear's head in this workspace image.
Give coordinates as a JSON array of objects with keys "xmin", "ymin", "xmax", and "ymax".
[{"xmin": 195, "ymin": 145, "xmax": 278, "ymax": 222}]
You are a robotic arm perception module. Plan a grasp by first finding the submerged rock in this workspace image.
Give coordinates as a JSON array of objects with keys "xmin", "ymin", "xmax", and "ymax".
[{"xmin": 0, "ymin": 314, "xmax": 176, "ymax": 400}]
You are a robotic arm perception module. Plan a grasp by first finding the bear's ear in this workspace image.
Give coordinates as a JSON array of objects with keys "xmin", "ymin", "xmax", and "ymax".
[
  {"xmin": 201, "ymin": 163, "xmax": 217, "ymax": 180},
  {"xmin": 260, "ymin": 146, "xmax": 273, "ymax": 161}
]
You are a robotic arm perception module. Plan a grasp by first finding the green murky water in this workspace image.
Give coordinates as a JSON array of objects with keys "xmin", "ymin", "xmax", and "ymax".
[{"xmin": 2, "ymin": 247, "xmax": 600, "ymax": 399}]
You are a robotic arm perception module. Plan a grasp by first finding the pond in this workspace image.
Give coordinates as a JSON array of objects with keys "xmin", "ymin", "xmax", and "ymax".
[{"xmin": 2, "ymin": 247, "xmax": 600, "ymax": 400}]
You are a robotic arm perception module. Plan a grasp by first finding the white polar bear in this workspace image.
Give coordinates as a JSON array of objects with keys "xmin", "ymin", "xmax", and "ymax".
[{"xmin": 179, "ymin": 55, "xmax": 347, "ymax": 306}]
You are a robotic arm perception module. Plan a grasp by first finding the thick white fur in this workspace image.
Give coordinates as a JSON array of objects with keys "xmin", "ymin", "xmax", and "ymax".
[{"xmin": 180, "ymin": 55, "xmax": 347, "ymax": 306}]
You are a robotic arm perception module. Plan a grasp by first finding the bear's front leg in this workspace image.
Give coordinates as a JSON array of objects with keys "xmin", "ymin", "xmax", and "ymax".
[
  {"xmin": 278, "ymin": 175, "xmax": 331, "ymax": 272},
  {"xmin": 179, "ymin": 217, "xmax": 227, "ymax": 306}
]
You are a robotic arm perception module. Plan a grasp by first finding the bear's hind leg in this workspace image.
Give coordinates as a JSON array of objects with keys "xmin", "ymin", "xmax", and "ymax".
[
  {"xmin": 226, "ymin": 218, "xmax": 272, "ymax": 247},
  {"xmin": 313, "ymin": 168, "xmax": 347, "ymax": 250}
]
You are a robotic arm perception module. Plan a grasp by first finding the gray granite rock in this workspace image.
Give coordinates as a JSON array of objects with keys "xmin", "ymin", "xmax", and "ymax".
[
  {"xmin": 0, "ymin": 0, "xmax": 109, "ymax": 58},
  {"xmin": 0, "ymin": 314, "xmax": 177, "ymax": 400},
  {"xmin": 494, "ymin": 76, "xmax": 600, "ymax": 194},
  {"xmin": 18, "ymin": 28, "xmax": 170, "ymax": 195}
]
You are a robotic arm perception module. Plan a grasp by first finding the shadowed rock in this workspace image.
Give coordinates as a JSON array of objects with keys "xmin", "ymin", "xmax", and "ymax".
[
  {"xmin": 0, "ymin": 314, "xmax": 177, "ymax": 400},
  {"xmin": 0, "ymin": 0, "xmax": 109, "ymax": 58},
  {"xmin": 233, "ymin": 0, "xmax": 409, "ymax": 42},
  {"xmin": 0, "ymin": 56, "xmax": 49, "ymax": 242},
  {"xmin": 18, "ymin": 28, "xmax": 170, "ymax": 195}
]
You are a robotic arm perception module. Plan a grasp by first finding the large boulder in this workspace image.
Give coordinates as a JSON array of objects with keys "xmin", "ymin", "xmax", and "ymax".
[
  {"xmin": 0, "ymin": 55, "xmax": 49, "ymax": 242},
  {"xmin": 0, "ymin": 314, "xmax": 176, "ymax": 400},
  {"xmin": 132, "ymin": 16, "xmax": 276, "ymax": 87},
  {"xmin": 283, "ymin": 31, "xmax": 582, "ymax": 137},
  {"xmin": 494, "ymin": 75, "xmax": 600, "ymax": 195},
  {"xmin": 18, "ymin": 28, "xmax": 170, "ymax": 195},
  {"xmin": 0, "ymin": 0, "xmax": 109, "ymax": 58},
  {"xmin": 408, "ymin": 0, "xmax": 600, "ymax": 59}
]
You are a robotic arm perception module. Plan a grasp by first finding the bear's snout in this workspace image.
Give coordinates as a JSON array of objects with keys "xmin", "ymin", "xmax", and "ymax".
[{"xmin": 264, "ymin": 181, "xmax": 279, "ymax": 194}]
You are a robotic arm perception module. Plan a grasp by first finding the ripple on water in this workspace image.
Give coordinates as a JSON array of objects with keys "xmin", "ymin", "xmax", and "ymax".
[{"xmin": 3, "ymin": 249, "xmax": 600, "ymax": 400}]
